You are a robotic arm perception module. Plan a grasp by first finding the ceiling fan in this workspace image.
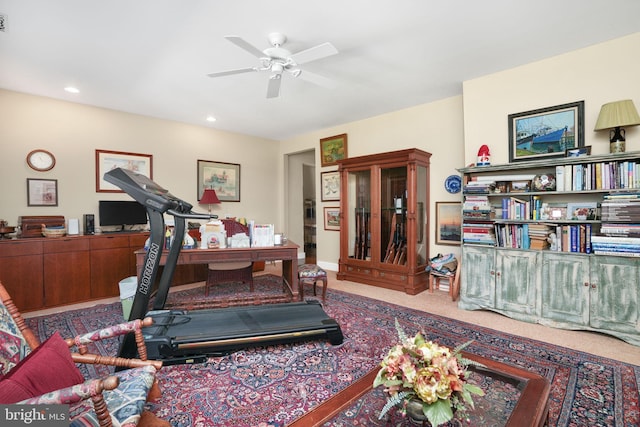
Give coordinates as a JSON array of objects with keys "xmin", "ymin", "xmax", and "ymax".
[{"xmin": 207, "ymin": 32, "xmax": 338, "ymax": 98}]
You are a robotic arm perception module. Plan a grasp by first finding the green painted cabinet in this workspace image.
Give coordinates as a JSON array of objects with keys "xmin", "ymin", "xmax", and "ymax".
[
  {"xmin": 495, "ymin": 249, "xmax": 539, "ymax": 317},
  {"xmin": 589, "ymin": 255, "xmax": 640, "ymax": 335},
  {"xmin": 460, "ymin": 246, "xmax": 539, "ymax": 320},
  {"xmin": 540, "ymin": 252, "xmax": 590, "ymax": 325}
]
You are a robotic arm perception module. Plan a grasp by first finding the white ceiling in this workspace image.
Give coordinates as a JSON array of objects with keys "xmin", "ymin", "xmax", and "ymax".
[{"xmin": 1, "ymin": 1, "xmax": 640, "ymax": 141}]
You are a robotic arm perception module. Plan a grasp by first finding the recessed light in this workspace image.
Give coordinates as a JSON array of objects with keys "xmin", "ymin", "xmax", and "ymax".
[
  {"xmin": 64, "ymin": 86, "xmax": 80, "ymax": 94},
  {"xmin": 206, "ymin": 116, "xmax": 216, "ymax": 122}
]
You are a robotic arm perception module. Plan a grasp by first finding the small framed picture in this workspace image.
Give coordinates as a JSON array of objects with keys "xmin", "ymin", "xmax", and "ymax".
[
  {"xmin": 323, "ymin": 207, "xmax": 341, "ymax": 231},
  {"xmin": 320, "ymin": 133, "xmax": 348, "ymax": 167},
  {"xmin": 565, "ymin": 145, "xmax": 591, "ymax": 158},
  {"xmin": 27, "ymin": 178, "xmax": 58, "ymax": 206},
  {"xmin": 320, "ymin": 171, "xmax": 340, "ymax": 201},
  {"xmin": 435, "ymin": 202, "xmax": 461, "ymax": 245},
  {"xmin": 566, "ymin": 202, "xmax": 598, "ymax": 220},
  {"xmin": 510, "ymin": 181, "xmax": 531, "ymax": 193}
]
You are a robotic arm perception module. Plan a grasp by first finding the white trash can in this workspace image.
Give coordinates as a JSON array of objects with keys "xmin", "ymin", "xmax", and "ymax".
[{"xmin": 118, "ymin": 276, "xmax": 137, "ymax": 320}]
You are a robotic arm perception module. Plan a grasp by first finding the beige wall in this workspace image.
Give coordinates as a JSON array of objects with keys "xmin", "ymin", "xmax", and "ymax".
[
  {"xmin": 3, "ymin": 32, "xmax": 638, "ymax": 270},
  {"xmin": 279, "ymin": 96, "xmax": 466, "ymax": 270},
  {"xmin": 464, "ymin": 32, "xmax": 640, "ymax": 165},
  {"xmin": 0, "ymin": 90, "xmax": 279, "ymax": 232}
]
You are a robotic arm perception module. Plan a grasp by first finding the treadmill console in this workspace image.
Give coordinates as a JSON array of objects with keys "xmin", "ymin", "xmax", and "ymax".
[{"xmin": 104, "ymin": 167, "xmax": 192, "ymax": 214}]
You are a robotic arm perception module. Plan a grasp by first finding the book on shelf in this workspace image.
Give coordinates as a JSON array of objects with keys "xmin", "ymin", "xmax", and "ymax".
[{"xmin": 593, "ymin": 250, "xmax": 640, "ymax": 257}]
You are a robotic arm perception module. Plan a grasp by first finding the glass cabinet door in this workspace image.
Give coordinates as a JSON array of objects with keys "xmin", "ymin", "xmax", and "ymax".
[
  {"xmin": 347, "ymin": 169, "xmax": 371, "ymax": 260},
  {"xmin": 380, "ymin": 166, "xmax": 408, "ymax": 265},
  {"xmin": 415, "ymin": 165, "xmax": 428, "ymax": 266}
]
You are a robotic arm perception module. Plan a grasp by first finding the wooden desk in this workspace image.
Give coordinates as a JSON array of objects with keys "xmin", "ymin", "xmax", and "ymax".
[
  {"xmin": 288, "ymin": 352, "xmax": 550, "ymax": 427},
  {"xmin": 135, "ymin": 241, "xmax": 301, "ymax": 300}
]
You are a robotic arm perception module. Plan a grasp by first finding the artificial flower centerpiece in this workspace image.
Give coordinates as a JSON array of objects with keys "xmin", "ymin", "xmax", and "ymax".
[{"xmin": 373, "ymin": 320, "xmax": 484, "ymax": 426}]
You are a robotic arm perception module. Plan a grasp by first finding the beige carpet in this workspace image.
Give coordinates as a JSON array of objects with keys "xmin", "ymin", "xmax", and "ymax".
[{"xmin": 26, "ymin": 263, "xmax": 640, "ymax": 365}]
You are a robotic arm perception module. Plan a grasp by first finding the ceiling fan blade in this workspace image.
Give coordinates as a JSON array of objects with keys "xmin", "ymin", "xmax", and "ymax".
[
  {"xmin": 290, "ymin": 42, "xmax": 338, "ymax": 65},
  {"xmin": 266, "ymin": 76, "xmax": 282, "ymax": 98},
  {"xmin": 207, "ymin": 67, "xmax": 257, "ymax": 78},
  {"xmin": 225, "ymin": 35, "xmax": 266, "ymax": 58},
  {"xmin": 297, "ymin": 69, "xmax": 336, "ymax": 89}
]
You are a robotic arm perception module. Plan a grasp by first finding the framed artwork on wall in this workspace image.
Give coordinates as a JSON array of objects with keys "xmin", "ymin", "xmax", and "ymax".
[
  {"xmin": 27, "ymin": 178, "xmax": 58, "ymax": 206},
  {"xmin": 321, "ymin": 171, "xmax": 340, "ymax": 201},
  {"xmin": 320, "ymin": 133, "xmax": 348, "ymax": 167},
  {"xmin": 197, "ymin": 160, "xmax": 241, "ymax": 202},
  {"xmin": 323, "ymin": 206, "xmax": 341, "ymax": 231},
  {"xmin": 508, "ymin": 101, "xmax": 584, "ymax": 163},
  {"xmin": 95, "ymin": 149, "xmax": 153, "ymax": 192},
  {"xmin": 435, "ymin": 201, "xmax": 461, "ymax": 245}
]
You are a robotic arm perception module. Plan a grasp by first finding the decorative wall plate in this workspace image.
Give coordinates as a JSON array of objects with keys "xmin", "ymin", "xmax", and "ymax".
[{"xmin": 445, "ymin": 175, "xmax": 462, "ymax": 193}]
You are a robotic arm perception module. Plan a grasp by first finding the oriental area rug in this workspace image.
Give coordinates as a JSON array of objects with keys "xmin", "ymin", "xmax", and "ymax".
[{"xmin": 27, "ymin": 275, "xmax": 640, "ymax": 427}]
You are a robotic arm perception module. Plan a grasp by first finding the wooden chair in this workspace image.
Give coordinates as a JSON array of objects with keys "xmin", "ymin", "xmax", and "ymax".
[
  {"xmin": 429, "ymin": 257, "xmax": 461, "ymax": 301},
  {"xmin": 0, "ymin": 281, "xmax": 167, "ymax": 427}
]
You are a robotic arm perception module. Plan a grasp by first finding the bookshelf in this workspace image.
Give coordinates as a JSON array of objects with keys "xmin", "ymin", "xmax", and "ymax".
[{"xmin": 458, "ymin": 151, "xmax": 640, "ymax": 346}]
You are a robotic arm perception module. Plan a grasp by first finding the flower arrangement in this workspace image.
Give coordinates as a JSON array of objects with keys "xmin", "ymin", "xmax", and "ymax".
[{"xmin": 373, "ymin": 319, "xmax": 485, "ymax": 426}]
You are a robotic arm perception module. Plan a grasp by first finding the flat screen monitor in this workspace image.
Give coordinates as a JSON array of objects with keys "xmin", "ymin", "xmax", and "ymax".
[{"xmin": 98, "ymin": 200, "xmax": 148, "ymax": 230}]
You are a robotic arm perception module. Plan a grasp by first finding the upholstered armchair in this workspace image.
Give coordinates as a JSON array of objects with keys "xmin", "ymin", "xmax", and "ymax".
[{"xmin": 0, "ymin": 281, "xmax": 167, "ymax": 427}]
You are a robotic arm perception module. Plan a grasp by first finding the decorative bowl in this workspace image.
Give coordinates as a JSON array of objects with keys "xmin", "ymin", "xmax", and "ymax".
[
  {"xmin": 42, "ymin": 225, "xmax": 66, "ymax": 238},
  {"xmin": 532, "ymin": 174, "xmax": 556, "ymax": 191}
]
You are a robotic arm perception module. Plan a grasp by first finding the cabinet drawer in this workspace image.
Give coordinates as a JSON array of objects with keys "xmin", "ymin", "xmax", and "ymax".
[
  {"xmin": 129, "ymin": 233, "xmax": 149, "ymax": 249},
  {"xmin": 43, "ymin": 237, "xmax": 90, "ymax": 253},
  {"xmin": 0, "ymin": 240, "xmax": 43, "ymax": 257},
  {"xmin": 90, "ymin": 235, "xmax": 130, "ymax": 250}
]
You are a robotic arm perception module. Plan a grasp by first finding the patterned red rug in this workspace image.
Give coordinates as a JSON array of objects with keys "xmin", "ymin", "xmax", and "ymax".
[{"xmin": 27, "ymin": 275, "xmax": 640, "ymax": 426}]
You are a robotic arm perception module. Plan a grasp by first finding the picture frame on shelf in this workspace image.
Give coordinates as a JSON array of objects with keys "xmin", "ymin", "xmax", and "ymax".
[
  {"xmin": 320, "ymin": 133, "xmax": 348, "ymax": 167},
  {"xmin": 323, "ymin": 206, "xmax": 341, "ymax": 231},
  {"xmin": 197, "ymin": 160, "xmax": 241, "ymax": 202},
  {"xmin": 508, "ymin": 101, "xmax": 585, "ymax": 163},
  {"xmin": 27, "ymin": 178, "xmax": 58, "ymax": 206},
  {"xmin": 510, "ymin": 180, "xmax": 531, "ymax": 192},
  {"xmin": 95, "ymin": 149, "xmax": 153, "ymax": 193},
  {"xmin": 435, "ymin": 201, "xmax": 461, "ymax": 245},
  {"xmin": 320, "ymin": 171, "xmax": 341, "ymax": 201},
  {"xmin": 566, "ymin": 145, "xmax": 591, "ymax": 158},
  {"xmin": 566, "ymin": 202, "xmax": 598, "ymax": 220}
]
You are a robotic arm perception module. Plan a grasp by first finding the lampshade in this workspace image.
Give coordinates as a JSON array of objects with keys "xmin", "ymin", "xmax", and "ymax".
[
  {"xmin": 594, "ymin": 99, "xmax": 640, "ymax": 153},
  {"xmin": 594, "ymin": 99, "xmax": 640, "ymax": 131},
  {"xmin": 199, "ymin": 188, "xmax": 221, "ymax": 204}
]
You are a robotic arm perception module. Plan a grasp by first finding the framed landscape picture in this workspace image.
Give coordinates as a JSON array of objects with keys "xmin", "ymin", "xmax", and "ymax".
[
  {"xmin": 197, "ymin": 160, "xmax": 241, "ymax": 202},
  {"xmin": 95, "ymin": 149, "xmax": 152, "ymax": 193},
  {"xmin": 320, "ymin": 134, "xmax": 348, "ymax": 167},
  {"xmin": 508, "ymin": 101, "xmax": 584, "ymax": 162},
  {"xmin": 435, "ymin": 201, "xmax": 461, "ymax": 245},
  {"xmin": 323, "ymin": 206, "xmax": 341, "ymax": 231}
]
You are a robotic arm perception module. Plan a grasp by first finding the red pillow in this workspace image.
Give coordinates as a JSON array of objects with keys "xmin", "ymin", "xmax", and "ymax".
[{"xmin": 0, "ymin": 331, "xmax": 84, "ymax": 403}]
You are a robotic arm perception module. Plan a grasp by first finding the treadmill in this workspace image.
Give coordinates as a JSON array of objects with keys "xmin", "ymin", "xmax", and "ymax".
[{"xmin": 106, "ymin": 168, "xmax": 343, "ymax": 365}]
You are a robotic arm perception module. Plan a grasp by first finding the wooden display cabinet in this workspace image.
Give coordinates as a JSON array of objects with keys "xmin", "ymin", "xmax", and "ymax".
[{"xmin": 336, "ymin": 148, "xmax": 431, "ymax": 294}]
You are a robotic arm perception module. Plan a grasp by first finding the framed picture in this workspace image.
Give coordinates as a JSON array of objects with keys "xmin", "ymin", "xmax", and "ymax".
[
  {"xmin": 197, "ymin": 160, "xmax": 241, "ymax": 202},
  {"xmin": 510, "ymin": 180, "xmax": 531, "ymax": 192},
  {"xmin": 27, "ymin": 178, "xmax": 58, "ymax": 206},
  {"xmin": 566, "ymin": 202, "xmax": 598, "ymax": 220},
  {"xmin": 321, "ymin": 171, "xmax": 341, "ymax": 201},
  {"xmin": 95, "ymin": 149, "xmax": 153, "ymax": 192},
  {"xmin": 320, "ymin": 133, "xmax": 348, "ymax": 167},
  {"xmin": 508, "ymin": 101, "xmax": 585, "ymax": 162},
  {"xmin": 323, "ymin": 206, "xmax": 341, "ymax": 231},
  {"xmin": 435, "ymin": 201, "xmax": 461, "ymax": 245},
  {"xmin": 566, "ymin": 145, "xmax": 591, "ymax": 158}
]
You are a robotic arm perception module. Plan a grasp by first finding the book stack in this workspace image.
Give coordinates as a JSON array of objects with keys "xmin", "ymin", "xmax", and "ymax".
[
  {"xmin": 592, "ymin": 235, "xmax": 640, "ymax": 257},
  {"xmin": 528, "ymin": 223, "xmax": 554, "ymax": 250},
  {"xmin": 462, "ymin": 222, "xmax": 495, "ymax": 246},
  {"xmin": 601, "ymin": 193, "xmax": 640, "ymax": 222},
  {"xmin": 463, "ymin": 181, "xmax": 495, "ymax": 194},
  {"xmin": 463, "ymin": 195, "xmax": 493, "ymax": 220}
]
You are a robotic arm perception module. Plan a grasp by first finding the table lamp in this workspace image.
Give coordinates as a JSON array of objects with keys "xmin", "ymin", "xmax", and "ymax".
[
  {"xmin": 199, "ymin": 188, "xmax": 221, "ymax": 215},
  {"xmin": 594, "ymin": 99, "xmax": 640, "ymax": 153}
]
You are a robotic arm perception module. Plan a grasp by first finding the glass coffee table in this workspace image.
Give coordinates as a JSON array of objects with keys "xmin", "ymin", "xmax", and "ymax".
[{"xmin": 288, "ymin": 352, "xmax": 550, "ymax": 427}]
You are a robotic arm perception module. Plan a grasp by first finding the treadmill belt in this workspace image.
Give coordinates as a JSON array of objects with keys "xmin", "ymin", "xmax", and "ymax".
[{"xmin": 143, "ymin": 300, "xmax": 343, "ymax": 361}]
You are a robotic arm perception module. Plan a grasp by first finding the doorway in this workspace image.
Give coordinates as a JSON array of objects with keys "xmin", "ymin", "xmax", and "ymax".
[{"xmin": 286, "ymin": 150, "xmax": 316, "ymax": 264}]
